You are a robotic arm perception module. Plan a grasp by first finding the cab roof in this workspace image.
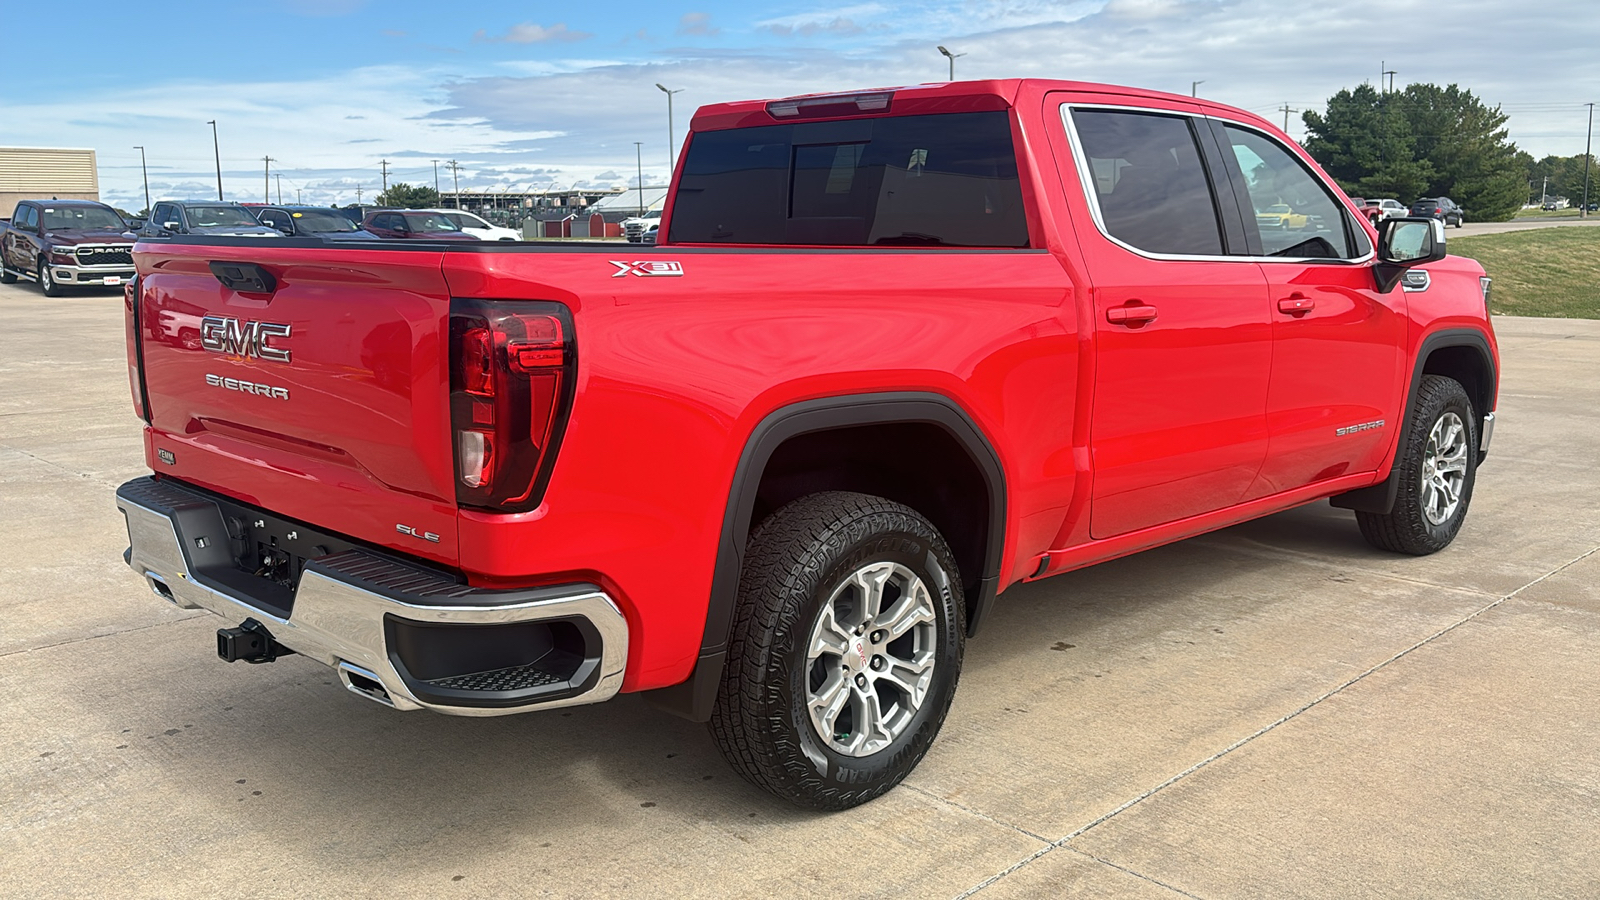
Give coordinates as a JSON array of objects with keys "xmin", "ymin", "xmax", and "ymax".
[{"xmin": 689, "ymin": 78, "xmax": 1275, "ymax": 134}]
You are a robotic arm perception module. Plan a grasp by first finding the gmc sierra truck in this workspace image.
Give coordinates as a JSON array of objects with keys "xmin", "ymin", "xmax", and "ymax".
[
  {"xmin": 1, "ymin": 199, "xmax": 135, "ymax": 295},
  {"xmin": 116, "ymin": 79, "xmax": 1498, "ymax": 810}
]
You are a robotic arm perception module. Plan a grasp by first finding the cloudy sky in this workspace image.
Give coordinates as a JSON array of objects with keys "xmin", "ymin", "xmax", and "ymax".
[{"xmin": 9, "ymin": 0, "xmax": 1597, "ymax": 210}]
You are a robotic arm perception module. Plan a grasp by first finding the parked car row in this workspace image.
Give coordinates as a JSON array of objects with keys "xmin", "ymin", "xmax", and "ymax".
[
  {"xmin": 1, "ymin": 196, "xmax": 546, "ymax": 296},
  {"xmin": 1345, "ymin": 196, "xmax": 1463, "ymax": 228}
]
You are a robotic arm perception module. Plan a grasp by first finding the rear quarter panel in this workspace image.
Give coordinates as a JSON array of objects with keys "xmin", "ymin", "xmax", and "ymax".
[{"xmin": 443, "ymin": 247, "xmax": 1080, "ymax": 689}]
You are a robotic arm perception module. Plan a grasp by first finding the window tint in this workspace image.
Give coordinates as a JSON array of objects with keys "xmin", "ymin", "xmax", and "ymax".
[
  {"xmin": 1071, "ymin": 110, "xmax": 1224, "ymax": 256},
  {"xmin": 669, "ymin": 110, "xmax": 1028, "ymax": 247},
  {"xmin": 1222, "ymin": 125, "xmax": 1355, "ymax": 259},
  {"xmin": 16, "ymin": 206, "xmax": 38, "ymax": 229}
]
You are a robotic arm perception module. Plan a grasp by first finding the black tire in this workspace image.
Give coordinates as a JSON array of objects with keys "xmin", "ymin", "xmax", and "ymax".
[
  {"xmin": 0, "ymin": 267, "xmax": 15, "ymax": 284},
  {"xmin": 1357, "ymin": 375, "xmax": 1478, "ymax": 555},
  {"xmin": 38, "ymin": 260, "xmax": 64, "ymax": 297},
  {"xmin": 708, "ymin": 491, "xmax": 965, "ymax": 810}
]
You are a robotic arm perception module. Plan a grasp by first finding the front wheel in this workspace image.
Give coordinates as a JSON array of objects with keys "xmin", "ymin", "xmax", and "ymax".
[
  {"xmin": 1357, "ymin": 375, "xmax": 1478, "ymax": 555},
  {"xmin": 38, "ymin": 260, "xmax": 65, "ymax": 297},
  {"xmin": 708, "ymin": 491, "xmax": 965, "ymax": 810},
  {"xmin": 0, "ymin": 264, "xmax": 15, "ymax": 284}
]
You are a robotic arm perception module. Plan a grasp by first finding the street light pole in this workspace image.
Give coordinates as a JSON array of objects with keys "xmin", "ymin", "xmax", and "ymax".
[
  {"xmin": 132, "ymin": 146, "xmax": 150, "ymax": 214},
  {"xmin": 1191, "ymin": 80, "xmax": 1205, "ymax": 97},
  {"xmin": 655, "ymin": 84, "xmax": 684, "ymax": 176},
  {"xmin": 634, "ymin": 142, "xmax": 645, "ymax": 218},
  {"xmin": 937, "ymin": 45, "xmax": 966, "ymax": 81},
  {"xmin": 1583, "ymin": 102, "xmax": 1594, "ymax": 219},
  {"xmin": 432, "ymin": 159, "xmax": 440, "ymax": 198},
  {"xmin": 262, "ymin": 156, "xmax": 275, "ymax": 204},
  {"xmin": 207, "ymin": 120, "xmax": 223, "ymax": 200}
]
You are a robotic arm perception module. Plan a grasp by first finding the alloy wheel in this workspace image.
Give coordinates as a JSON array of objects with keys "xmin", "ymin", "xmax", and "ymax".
[{"xmin": 805, "ymin": 561, "xmax": 938, "ymax": 757}]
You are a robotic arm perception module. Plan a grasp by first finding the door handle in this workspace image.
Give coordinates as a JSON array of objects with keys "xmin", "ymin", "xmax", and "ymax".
[
  {"xmin": 1106, "ymin": 304, "xmax": 1159, "ymax": 325},
  {"xmin": 1277, "ymin": 295, "xmax": 1315, "ymax": 315}
]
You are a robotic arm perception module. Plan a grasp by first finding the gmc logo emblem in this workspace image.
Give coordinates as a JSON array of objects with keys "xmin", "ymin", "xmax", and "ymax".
[{"xmin": 200, "ymin": 316, "xmax": 292, "ymax": 362}]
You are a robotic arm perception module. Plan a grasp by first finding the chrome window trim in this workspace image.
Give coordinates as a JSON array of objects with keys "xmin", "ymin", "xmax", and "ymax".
[{"xmin": 1059, "ymin": 102, "xmax": 1377, "ymax": 267}]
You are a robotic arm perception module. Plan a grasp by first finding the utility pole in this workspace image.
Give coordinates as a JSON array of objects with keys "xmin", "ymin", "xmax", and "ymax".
[
  {"xmin": 1583, "ymin": 102, "xmax": 1594, "ymax": 219},
  {"xmin": 1541, "ymin": 175, "xmax": 1548, "ymax": 206},
  {"xmin": 656, "ymin": 83, "xmax": 684, "ymax": 175},
  {"xmin": 379, "ymin": 159, "xmax": 390, "ymax": 199},
  {"xmin": 1384, "ymin": 69, "xmax": 1397, "ymax": 94},
  {"xmin": 356, "ymin": 185, "xmax": 363, "ymax": 205},
  {"xmin": 634, "ymin": 142, "xmax": 645, "ymax": 217},
  {"xmin": 132, "ymin": 146, "xmax": 150, "ymax": 214},
  {"xmin": 1279, "ymin": 103, "xmax": 1301, "ymax": 136},
  {"xmin": 447, "ymin": 160, "xmax": 462, "ymax": 208},
  {"xmin": 937, "ymin": 45, "xmax": 965, "ymax": 81},
  {"xmin": 207, "ymin": 120, "xmax": 223, "ymax": 200},
  {"xmin": 275, "ymin": 173, "xmax": 283, "ymax": 205},
  {"xmin": 432, "ymin": 159, "xmax": 441, "ymax": 197},
  {"xmin": 262, "ymin": 156, "xmax": 275, "ymax": 204},
  {"xmin": 296, "ymin": 188, "xmax": 302, "ymax": 204},
  {"xmin": 1191, "ymin": 80, "xmax": 1205, "ymax": 98}
]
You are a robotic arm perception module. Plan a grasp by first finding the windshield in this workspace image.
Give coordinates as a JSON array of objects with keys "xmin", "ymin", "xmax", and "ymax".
[
  {"xmin": 187, "ymin": 206, "xmax": 260, "ymax": 227},
  {"xmin": 407, "ymin": 213, "xmax": 462, "ymax": 233},
  {"xmin": 287, "ymin": 210, "xmax": 359, "ymax": 232},
  {"xmin": 41, "ymin": 206, "xmax": 126, "ymax": 231}
]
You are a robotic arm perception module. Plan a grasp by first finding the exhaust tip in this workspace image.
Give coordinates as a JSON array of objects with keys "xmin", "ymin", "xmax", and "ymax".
[{"xmin": 338, "ymin": 662, "xmax": 396, "ymax": 708}]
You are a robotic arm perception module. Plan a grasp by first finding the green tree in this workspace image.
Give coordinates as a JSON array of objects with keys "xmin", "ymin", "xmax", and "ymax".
[
  {"xmin": 374, "ymin": 182, "xmax": 439, "ymax": 208},
  {"xmin": 1303, "ymin": 84, "xmax": 1433, "ymax": 200},
  {"xmin": 1303, "ymin": 82, "xmax": 1525, "ymax": 221}
]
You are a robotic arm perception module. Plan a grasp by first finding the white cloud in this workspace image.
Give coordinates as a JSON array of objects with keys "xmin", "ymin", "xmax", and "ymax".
[
  {"xmin": 474, "ymin": 22, "xmax": 592, "ymax": 44},
  {"xmin": 677, "ymin": 12, "xmax": 720, "ymax": 37},
  {"xmin": 14, "ymin": 0, "xmax": 1600, "ymax": 210}
]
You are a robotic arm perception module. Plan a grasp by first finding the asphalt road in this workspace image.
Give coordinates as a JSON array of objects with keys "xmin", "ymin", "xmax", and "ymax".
[
  {"xmin": 1455, "ymin": 215, "xmax": 1600, "ymax": 237},
  {"xmin": 2, "ymin": 280, "xmax": 1598, "ymax": 898}
]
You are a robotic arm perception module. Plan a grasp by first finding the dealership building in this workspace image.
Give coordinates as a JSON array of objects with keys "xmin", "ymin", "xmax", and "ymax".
[{"xmin": 0, "ymin": 147, "xmax": 99, "ymax": 218}]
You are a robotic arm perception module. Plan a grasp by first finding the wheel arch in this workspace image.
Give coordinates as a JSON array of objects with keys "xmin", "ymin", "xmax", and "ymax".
[
  {"xmin": 643, "ymin": 391, "xmax": 1008, "ymax": 722},
  {"xmin": 1332, "ymin": 327, "xmax": 1497, "ymax": 515}
]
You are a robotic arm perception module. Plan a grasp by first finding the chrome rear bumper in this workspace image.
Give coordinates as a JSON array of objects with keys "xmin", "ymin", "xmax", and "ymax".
[{"xmin": 116, "ymin": 476, "xmax": 628, "ymax": 716}]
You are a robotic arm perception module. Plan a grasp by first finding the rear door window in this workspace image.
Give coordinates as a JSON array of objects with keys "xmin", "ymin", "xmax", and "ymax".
[
  {"xmin": 1069, "ymin": 110, "xmax": 1225, "ymax": 256},
  {"xmin": 669, "ymin": 110, "xmax": 1028, "ymax": 247},
  {"xmin": 1221, "ymin": 125, "xmax": 1355, "ymax": 259}
]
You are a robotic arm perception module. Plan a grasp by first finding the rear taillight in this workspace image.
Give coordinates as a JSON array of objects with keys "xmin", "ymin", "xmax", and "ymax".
[
  {"xmin": 449, "ymin": 299, "xmax": 575, "ymax": 512},
  {"xmin": 1434, "ymin": 208, "xmax": 1441, "ymax": 215}
]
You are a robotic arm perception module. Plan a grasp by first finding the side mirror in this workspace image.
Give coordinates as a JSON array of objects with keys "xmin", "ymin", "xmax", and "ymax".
[
  {"xmin": 272, "ymin": 222, "xmax": 293, "ymax": 235},
  {"xmin": 1374, "ymin": 217, "xmax": 1445, "ymax": 293},
  {"xmin": 163, "ymin": 221, "xmax": 181, "ymax": 232}
]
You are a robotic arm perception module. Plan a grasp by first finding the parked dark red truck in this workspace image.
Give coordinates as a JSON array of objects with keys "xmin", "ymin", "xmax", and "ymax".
[
  {"xmin": 2, "ymin": 199, "xmax": 135, "ymax": 294},
  {"xmin": 117, "ymin": 79, "xmax": 1498, "ymax": 809}
]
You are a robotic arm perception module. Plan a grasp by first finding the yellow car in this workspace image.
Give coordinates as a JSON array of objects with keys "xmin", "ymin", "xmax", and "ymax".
[{"xmin": 1255, "ymin": 203, "xmax": 1310, "ymax": 230}]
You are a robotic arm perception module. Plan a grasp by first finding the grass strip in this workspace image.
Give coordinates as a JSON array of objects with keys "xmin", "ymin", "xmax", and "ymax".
[{"xmin": 1449, "ymin": 227, "xmax": 1600, "ymax": 318}]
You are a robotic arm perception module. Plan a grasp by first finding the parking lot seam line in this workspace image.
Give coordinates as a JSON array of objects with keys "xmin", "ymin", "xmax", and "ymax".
[
  {"xmin": 1041, "ymin": 542, "xmax": 1600, "ymax": 847},
  {"xmin": 0, "ymin": 615, "xmax": 203, "ymax": 662},
  {"xmin": 899, "ymin": 783, "xmax": 1052, "ymax": 844},
  {"xmin": 951, "ymin": 844, "xmax": 1058, "ymax": 899},
  {"xmin": 0, "ymin": 445, "xmax": 126, "ymax": 487},
  {"xmin": 1188, "ymin": 536, "xmax": 1502, "ymax": 597},
  {"xmin": 1061, "ymin": 848, "xmax": 1210, "ymax": 899}
]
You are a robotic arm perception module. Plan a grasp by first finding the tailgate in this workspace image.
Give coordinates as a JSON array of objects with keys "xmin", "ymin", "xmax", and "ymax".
[{"xmin": 134, "ymin": 241, "xmax": 459, "ymax": 566}]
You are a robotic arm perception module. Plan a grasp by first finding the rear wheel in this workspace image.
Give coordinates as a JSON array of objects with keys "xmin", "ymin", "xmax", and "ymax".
[
  {"xmin": 38, "ymin": 260, "xmax": 64, "ymax": 297},
  {"xmin": 707, "ymin": 491, "xmax": 965, "ymax": 810},
  {"xmin": 1357, "ymin": 375, "xmax": 1478, "ymax": 555}
]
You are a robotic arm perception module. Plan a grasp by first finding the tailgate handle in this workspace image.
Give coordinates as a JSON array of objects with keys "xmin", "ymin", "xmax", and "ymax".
[{"xmin": 208, "ymin": 261, "xmax": 277, "ymax": 294}]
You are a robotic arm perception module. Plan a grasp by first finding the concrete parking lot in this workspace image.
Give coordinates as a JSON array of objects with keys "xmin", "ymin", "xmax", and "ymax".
[{"xmin": 2, "ymin": 279, "xmax": 1598, "ymax": 899}]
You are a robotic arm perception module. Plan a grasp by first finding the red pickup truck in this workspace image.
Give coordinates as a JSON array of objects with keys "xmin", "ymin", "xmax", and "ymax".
[{"xmin": 117, "ymin": 79, "xmax": 1498, "ymax": 810}]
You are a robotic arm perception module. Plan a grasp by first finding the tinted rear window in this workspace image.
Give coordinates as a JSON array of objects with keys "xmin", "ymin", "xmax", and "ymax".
[{"xmin": 668, "ymin": 110, "xmax": 1029, "ymax": 247}]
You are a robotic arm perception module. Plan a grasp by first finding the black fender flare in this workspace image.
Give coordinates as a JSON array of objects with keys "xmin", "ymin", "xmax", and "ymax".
[
  {"xmin": 1331, "ymin": 327, "xmax": 1497, "ymax": 515},
  {"xmin": 643, "ymin": 391, "xmax": 1008, "ymax": 722}
]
